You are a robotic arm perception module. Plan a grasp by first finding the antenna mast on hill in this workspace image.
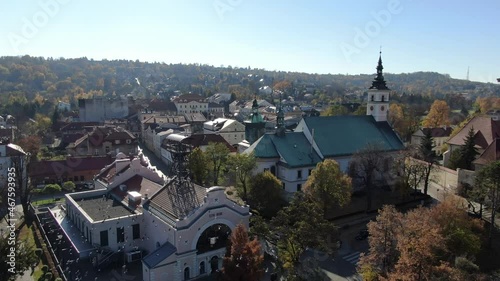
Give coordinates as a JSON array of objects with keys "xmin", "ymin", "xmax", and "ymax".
[{"xmin": 467, "ymin": 66, "xmax": 470, "ymax": 81}]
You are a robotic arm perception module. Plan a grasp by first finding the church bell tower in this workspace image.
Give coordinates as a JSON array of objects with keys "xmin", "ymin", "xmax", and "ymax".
[{"xmin": 366, "ymin": 51, "xmax": 390, "ymax": 122}]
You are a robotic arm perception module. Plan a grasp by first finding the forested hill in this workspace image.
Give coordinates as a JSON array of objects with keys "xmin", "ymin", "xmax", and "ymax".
[{"xmin": 0, "ymin": 56, "xmax": 499, "ymax": 112}]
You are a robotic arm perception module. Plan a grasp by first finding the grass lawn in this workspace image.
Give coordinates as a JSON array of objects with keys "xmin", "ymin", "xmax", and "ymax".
[
  {"xmin": 32, "ymin": 197, "xmax": 66, "ymax": 207},
  {"xmin": 18, "ymin": 222, "xmax": 45, "ymax": 280}
]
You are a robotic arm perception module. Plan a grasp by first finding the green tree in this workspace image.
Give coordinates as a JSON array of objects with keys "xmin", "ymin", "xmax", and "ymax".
[
  {"xmin": 471, "ymin": 161, "xmax": 500, "ymax": 247},
  {"xmin": 248, "ymin": 171, "xmax": 285, "ymax": 218},
  {"xmin": 303, "ymin": 159, "xmax": 352, "ymax": 216},
  {"xmin": 418, "ymin": 130, "xmax": 436, "ymax": 195},
  {"xmin": 221, "ymin": 224, "xmax": 264, "ymax": 281},
  {"xmin": 460, "ymin": 127, "xmax": 479, "ymax": 170},
  {"xmin": 62, "ymin": 181, "xmax": 75, "ymax": 192},
  {"xmin": 448, "ymin": 127, "xmax": 478, "ymax": 170},
  {"xmin": 0, "ymin": 234, "xmax": 38, "ymax": 280},
  {"xmin": 322, "ymin": 104, "xmax": 349, "ymax": 116},
  {"xmin": 271, "ymin": 194, "xmax": 338, "ymax": 278},
  {"xmin": 228, "ymin": 152, "xmax": 256, "ymax": 201},
  {"xmin": 187, "ymin": 147, "xmax": 208, "ymax": 186},
  {"xmin": 42, "ymin": 184, "xmax": 61, "ymax": 198},
  {"xmin": 205, "ymin": 142, "xmax": 230, "ymax": 185}
]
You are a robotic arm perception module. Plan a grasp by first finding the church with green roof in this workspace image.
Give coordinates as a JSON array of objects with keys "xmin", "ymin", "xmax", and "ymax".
[{"xmin": 244, "ymin": 53, "xmax": 404, "ymax": 194}]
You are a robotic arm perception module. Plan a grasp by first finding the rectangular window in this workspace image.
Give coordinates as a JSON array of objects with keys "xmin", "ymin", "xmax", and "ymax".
[
  {"xmin": 308, "ymin": 169, "xmax": 312, "ymax": 176},
  {"xmin": 282, "ymin": 182, "xmax": 286, "ymax": 190},
  {"xmin": 100, "ymin": 230, "xmax": 108, "ymax": 247},
  {"xmin": 80, "ymin": 176, "xmax": 84, "ymax": 181},
  {"xmin": 117, "ymin": 227, "xmax": 125, "ymax": 243},
  {"xmin": 297, "ymin": 184, "xmax": 302, "ymax": 192},
  {"xmin": 297, "ymin": 170, "xmax": 302, "ymax": 179},
  {"xmin": 132, "ymin": 224, "xmax": 140, "ymax": 240}
]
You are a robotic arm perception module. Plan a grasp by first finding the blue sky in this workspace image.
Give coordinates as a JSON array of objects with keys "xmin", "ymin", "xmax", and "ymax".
[{"xmin": 1, "ymin": 0, "xmax": 499, "ymax": 82}]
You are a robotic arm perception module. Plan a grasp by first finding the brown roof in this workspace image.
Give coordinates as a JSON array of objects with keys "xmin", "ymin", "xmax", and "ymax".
[
  {"xmin": 447, "ymin": 116, "xmax": 500, "ymax": 149},
  {"xmin": 110, "ymin": 175, "xmax": 163, "ymax": 204},
  {"xmin": 29, "ymin": 157, "xmax": 113, "ymax": 178},
  {"xmin": 97, "ymin": 162, "xmax": 131, "ymax": 184},
  {"xmin": 147, "ymin": 100, "xmax": 177, "ymax": 112},
  {"xmin": 174, "ymin": 94, "xmax": 206, "ymax": 103},
  {"xmin": 147, "ymin": 177, "xmax": 206, "ymax": 220},
  {"xmin": 474, "ymin": 138, "xmax": 500, "ymax": 166},
  {"xmin": 421, "ymin": 127, "xmax": 453, "ymax": 138},
  {"xmin": 182, "ymin": 134, "xmax": 236, "ymax": 152},
  {"xmin": 71, "ymin": 126, "xmax": 136, "ymax": 147}
]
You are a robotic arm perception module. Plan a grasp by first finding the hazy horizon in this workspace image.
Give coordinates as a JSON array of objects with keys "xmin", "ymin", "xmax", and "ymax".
[{"xmin": 2, "ymin": 0, "xmax": 499, "ymax": 83}]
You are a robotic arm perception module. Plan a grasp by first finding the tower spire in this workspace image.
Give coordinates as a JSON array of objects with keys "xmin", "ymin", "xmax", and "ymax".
[
  {"xmin": 370, "ymin": 50, "xmax": 389, "ymax": 90},
  {"xmin": 276, "ymin": 92, "xmax": 285, "ymax": 136}
]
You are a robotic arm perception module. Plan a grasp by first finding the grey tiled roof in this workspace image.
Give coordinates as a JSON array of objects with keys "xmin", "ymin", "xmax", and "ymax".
[
  {"xmin": 147, "ymin": 177, "xmax": 207, "ymax": 220},
  {"xmin": 143, "ymin": 241, "xmax": 177, "ymax": 268}
]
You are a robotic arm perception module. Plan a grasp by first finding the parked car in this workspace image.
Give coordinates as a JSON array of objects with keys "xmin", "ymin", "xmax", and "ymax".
[{"xmin": 355, "ymin": 229, "xmax": 369, "ymax": 240}]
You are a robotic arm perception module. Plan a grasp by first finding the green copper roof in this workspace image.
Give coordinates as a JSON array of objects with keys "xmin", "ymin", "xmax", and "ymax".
[
  {"xmin": 301, "ymin": 115, "xmax": 404, "ymax": 157},
  {"xmin": 245, "ymin": 132, "xmax": 321, "ymax": 168}
]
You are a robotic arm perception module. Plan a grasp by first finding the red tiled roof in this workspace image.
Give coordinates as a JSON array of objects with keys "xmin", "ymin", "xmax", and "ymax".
[
  {"xmin": 29, "ymin": 157, "xmax": 113, "ymax": 178},
  {"xmin": 447, "ymin": 116, "xmax": 500, "ymax": 149},
  {"xmin": 421, "ymin": 127, "xmax": 453, "ymax": 138},
  {"xmin": 474, "ymin": 138, "xmax": 500, "ymax": 165}
]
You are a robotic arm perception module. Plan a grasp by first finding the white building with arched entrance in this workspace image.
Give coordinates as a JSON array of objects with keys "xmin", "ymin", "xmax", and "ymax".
[{"xmin": 141, "ymin": 181, "xmax": 250, "ymax": 281}]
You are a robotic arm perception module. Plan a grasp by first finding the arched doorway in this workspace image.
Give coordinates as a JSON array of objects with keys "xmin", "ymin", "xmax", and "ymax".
[
  {"xmin": 210, "ymin": 256, "xmax": 219, "ymax": 273},
  {"xmin": 199, "ymin": 261, "xmax": 206, "ymax": 275},
  {"xmin": 184, "ymin": 267, "xmax": 190, "ymax": 280},
  {"xmin": 195, "ymin": 224, "xmax": 231, "ymax": 254}
]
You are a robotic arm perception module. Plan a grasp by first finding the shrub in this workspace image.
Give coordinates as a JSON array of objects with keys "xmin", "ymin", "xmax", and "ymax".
[
  {"xmin": 62, "ymin": 181, "xmax": 75, "ymax": 192},
  {"xmin": 42, "ymin": 184, "xmax": 61, "ymax": 195}
]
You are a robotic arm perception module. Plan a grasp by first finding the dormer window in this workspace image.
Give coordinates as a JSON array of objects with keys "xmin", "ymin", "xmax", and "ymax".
[{"xmin": 126, "ymin": 139, "xmax": 132, "ymax": 144}]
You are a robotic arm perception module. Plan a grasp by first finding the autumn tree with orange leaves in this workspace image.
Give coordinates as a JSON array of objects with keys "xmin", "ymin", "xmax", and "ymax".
[
  {"xmin": 422, "ymin": 100, "xmax": 450, "ymax": 128},
  {"xmin": 221, "ymin": 224, "xmax": 264, "ymax": 281},
  {"xmin": 359, "ymin": 198, "xmax": 484, "ymax": 281}
]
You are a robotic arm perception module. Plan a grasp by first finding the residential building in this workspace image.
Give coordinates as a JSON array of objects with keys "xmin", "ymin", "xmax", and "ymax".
[
  {"xmin": 29, "ymin": 156, "xmax": 113, "ymax": 186},
  {"xmin": 66, "ymin": 126, "xmax": 138, "ymax": 157},
  {"xmin": 473, "ymin": 138, "xmax": 500, "ymax": 170},
  {"xmin": 204, "ymin": 118, "xmax": 245, "ymax": 146},
  {"xmin": 445, "ymin": 116, "xmax": 500, "ymax": 167},
  {"xmin": 78, "ymin": 96, "xmax": 129, "ymax": 122},
  {"xmin": 160, "ymin": 134, "xmax": 235, "ymax": 167},
  {"xmin": 411, "ymin": 127, "xmax": 452, "ymax": 156},
  {"xmin": 0, "ymin": 139, "xmax": 26, "ymax": 191},
  {"xmin": 173, "ymin": 94, "xmax": 208, "ymax": 114},
  {"xmin": 207, "ymin": 93, "xmax": 232, "ymax": 104},
  {"xmin": 57, "ymin": 101, "xmax": 71, "ymax": 112}
]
